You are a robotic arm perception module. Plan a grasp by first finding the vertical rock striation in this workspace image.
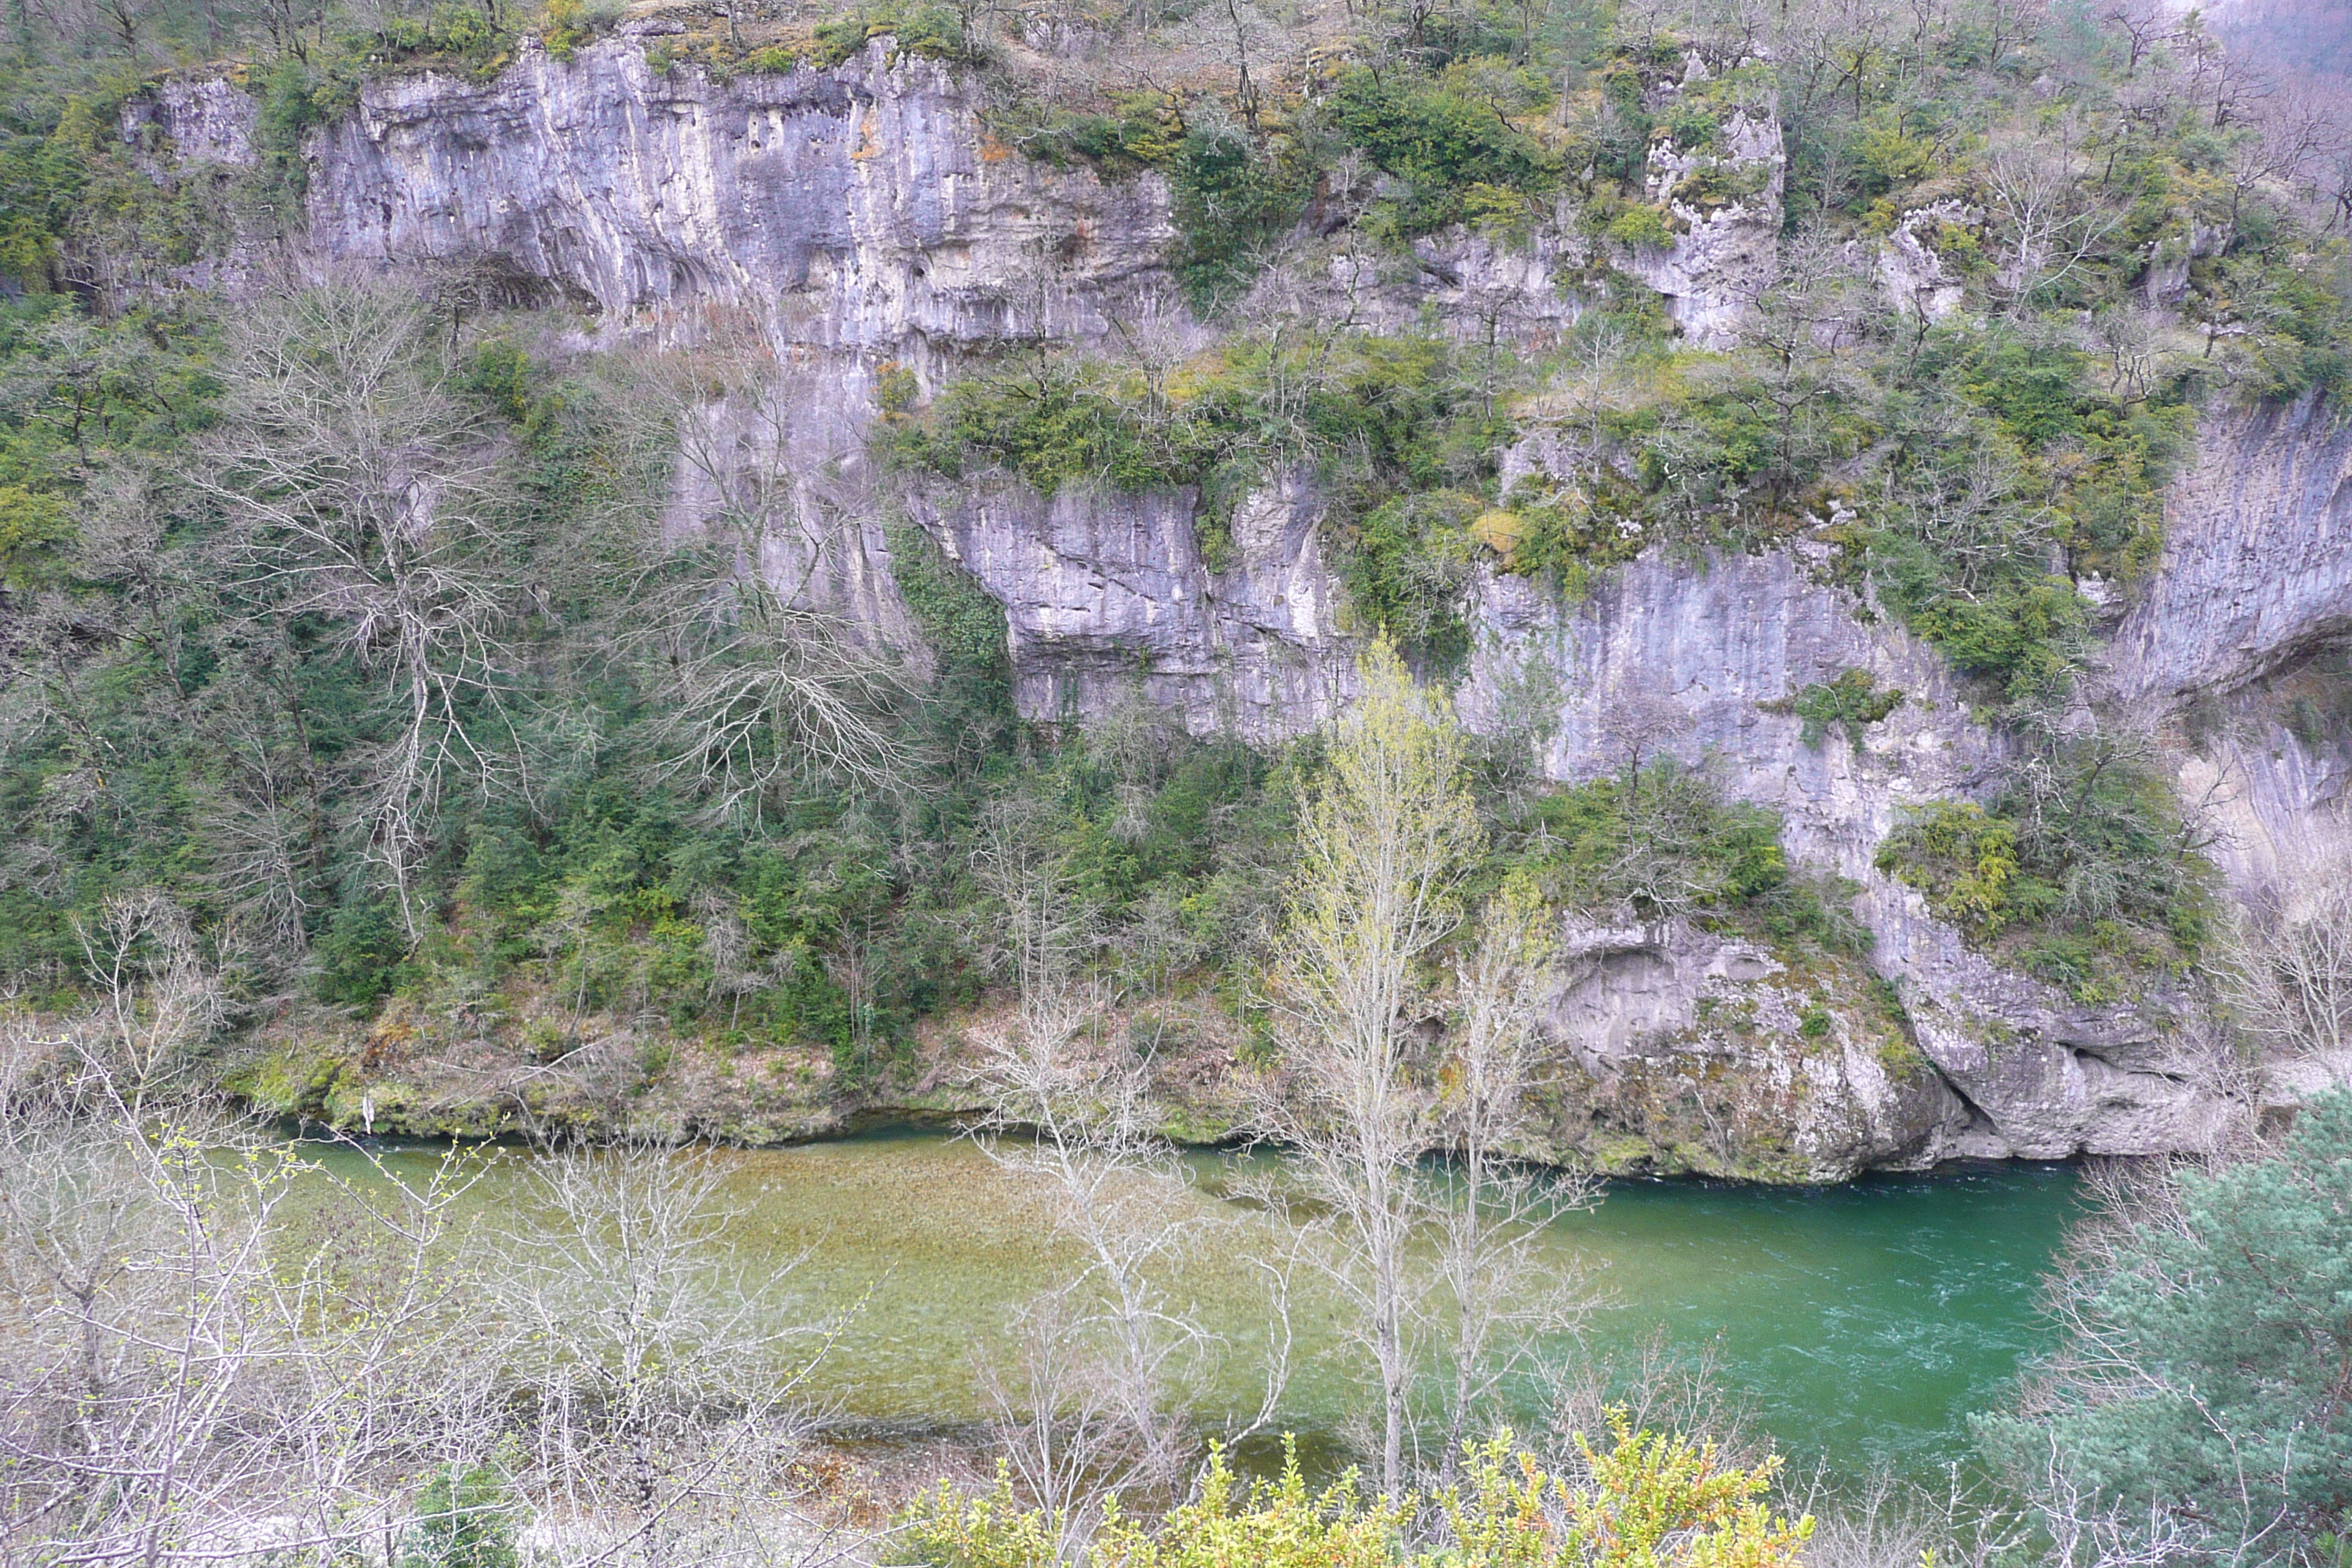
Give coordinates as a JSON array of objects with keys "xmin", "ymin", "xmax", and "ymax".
[{"xmin": 112, "ymin": 45, "xmax": 2351, "ymax": 1173}]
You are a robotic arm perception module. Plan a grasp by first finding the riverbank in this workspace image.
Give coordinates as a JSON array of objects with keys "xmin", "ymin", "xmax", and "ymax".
[{"xmin": 225, "ymin": 963, "xmax": 1961, "ymax": 1186}]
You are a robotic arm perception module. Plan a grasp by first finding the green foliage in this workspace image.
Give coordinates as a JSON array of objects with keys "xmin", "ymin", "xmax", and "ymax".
[
  {"xmin": 901, "ymin": 1422, "xmax": 1811, "ymax": 1568},
  {"xmin": 897, "ymin": 358, "xmax": 1205, "ymax": 496},
  {"xmin": 1768, "ymin": 669, "xmax": 1904, "ymax": 749},
  {"xmin": 1978, "ymin": 1090, "xmax": 2352, "ymax": 1561},
  {"xmin": 538, "ymin": 0, "xmax": 624, "ymax": 61},
  {"xmin": 355, "ymin": 5, "xmax": 516, "ymax": 80},
  {"xmin": 1169, "ymin": 126, "xmax": 1310, "ymax": 309},
  {"xmin": 1874, "ymin": 802, "xmax": 2027, "ymax": 942},
  {"xmin": 399, "ymin": 1463, "xmax": 519, "ymax": 1568},
  {"xmin": 1494, "ymin": 471, "xmax": 1650, "ymax": 588},
  {"xmin": 1329, "ymin": 67, "xmax": 1561, "ymax": 237},
  {"xmin": 1601, "ymin": 202, "xmax": 1675, "ymax": 249},
  {"xmin": 1342, "ymin": 490, "xmax": 1479, "ymax": 664},
  {"xmin": 891, "ymin": 331, "xmax": 1513, "ymax": 658},
  {"xmin": 810, "ymin": 3, "xmax": 968, "ymax": 67},
  {"xmin": 1437, "ymin": 1417, "xmax": 1811, "ymax": 1568},
  {"xmin": 1507, "ymin": 764, "xmax": 1863, "ymax": 954},
  {"xmin": 0, "ymin": 285, "xmax": 1314, "ymax": 1068},
  {"xmin": 1876, "ymin": 740, "xmax": 2215, "ymax": 995}
]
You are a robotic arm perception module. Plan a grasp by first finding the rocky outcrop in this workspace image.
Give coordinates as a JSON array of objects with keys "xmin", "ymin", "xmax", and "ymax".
[
  {"xmin": 911, "ymin": 471, "xmax": 1360, "ymax": 740},
  {"xmin": 2116, "ymin": 395, "xmax": 2352, "ymax": 706},
  {"xmin": 1877, "ymin": 202, "xmax": 1978, "ymax": 325},
  {"xmin": 121, "ymin": 75, "xmax": 257, "ymax": 172},
  {"xmin": 2117, "ymin": 395, "xmax": 2352, "ymax": 911},
  {"xmin": 1457, "ymin": 540, "xmax": 2240, "ymax": 1163},
  {"xmin": 307, "ymin": 34, "xmax": 1175, "ymax": 356},
  {"xmin": 1535, "ymin": 917, "xmax": 1965, "ymax": 1181},
  {"xmin": 114, "ymin": 44, "xmax": 2345, "ymax": 1176},
  {"xmin": 1626, "ymin": 66, "xmax": 1784, "ymax": 348}
]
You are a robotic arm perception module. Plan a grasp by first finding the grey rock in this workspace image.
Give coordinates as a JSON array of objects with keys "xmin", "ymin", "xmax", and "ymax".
[
  {"xmin": 2115, "ymin": 395, "xmax": 2352, "ymax": 706},
  {"xmin": 108, "ymin": 45, "xmax": 2352, "ymax": 1175}
]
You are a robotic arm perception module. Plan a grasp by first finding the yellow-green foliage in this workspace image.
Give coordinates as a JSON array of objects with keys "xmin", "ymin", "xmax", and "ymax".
[
  {"xmin": 897, "ymin": 1419, "xmax": 1811, "ymax": 1568},
  {"xmin": 1874, "ymin": 800, "xmax": 2022, "ymax": 941},
  {"xmin": 1436, "ymin": 1417, "xmax": 1812, "ymax": 1568}
]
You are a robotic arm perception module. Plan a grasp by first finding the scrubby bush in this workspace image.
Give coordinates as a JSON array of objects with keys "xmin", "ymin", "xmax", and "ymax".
[
  {"xmin": 901, "ymin": 1420, "xmax": 1812, "ymax": 1568},
  {"xmin": 810, "ymin": 2, "xmax": 969, "ymax": 65},
  {"xmin": 1507, "ymin": 763, "xmax": 1863, "ymax": 954},
  {"xmin": 1769, "ymin": 669, "xmax": 1904, "ymax": 750},
  {"xmin": 1328, "ymin": 67, "xmax": 1561, "ymax": 237},
  {"xmin": 399, "ymin": 1463, "xmax": 519, "ymax": 1568},
  {"xmin": 1876, "ymin": 736, "xmax": 2214, "ymax": 996},
  {"xmin": 1978, "ymin": 1091, "xmax": 2352, "ymax": 1563}
]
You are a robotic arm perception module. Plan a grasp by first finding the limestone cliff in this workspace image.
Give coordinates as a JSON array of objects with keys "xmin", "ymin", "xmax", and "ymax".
[{"xmin": 122, "ymin": 39, "xmax": 2346, "ymax": 1177}]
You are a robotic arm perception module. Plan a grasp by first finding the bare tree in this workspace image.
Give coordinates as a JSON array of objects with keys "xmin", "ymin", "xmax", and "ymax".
[
  {"xmin": 964, "ymin": 984, "xmax": 1225, "ymax": 1551},
  {"xmin": 1982, "ymin": 123, "xmax": 2122, "ymax": 314},
  {"xmin": 0, "ymin": 1068, "xmax": 505, "ymax": 1568},
  {"xmin": 1254, "ymin": 640, "xmax": 1482, "ymax": 1498},
  {"xmin": 71, "ymin": 889, "xmax": 225, "ymax": 1106},
  {"xmin": 497, "ymin": 1141, "xmax": 836, "ymax": 1568},
  {"xmin": 1252, "ymin": 649, "xmax": 1596, "ymax": 1498},
  {"xmin": 622, "ymin": 331, "xmax": 920, "ymax": 826},
  {"xmin": 194, "ymin": 282, "xmax": 531, "ymax": 938},
  {"xmin": 1428, "ymin": 872, "xmax": 1594, "ymax": 1481},
  {"xmin": 2221, "ymin": 859, "xmax": 2352, "ymax": 1066},
  {"xmin": 959, "ymin": 759, "xmax": 1293, "ymax": 1549}
]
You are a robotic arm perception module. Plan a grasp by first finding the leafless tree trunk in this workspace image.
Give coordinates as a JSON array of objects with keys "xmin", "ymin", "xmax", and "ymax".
[
  {"xmin": 192, "ymin": 282, "xmax": 532, "ymax": 938},
  {"xmin": 1429, "ymin": 874, "xmax": 1594, "ymax": 1482},
  {"xmin": 496, "ymin": 1140, "xmax": 834, "ymax": 1568},
  {"xmin": 0, "ymin": 1058, "xmax": 507, "ymax": 1568}
]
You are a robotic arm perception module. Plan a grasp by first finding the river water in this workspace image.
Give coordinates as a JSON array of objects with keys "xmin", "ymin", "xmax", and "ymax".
[{"xmin": 316, "ymin": 1128, "xmax": 2083, "ymax": 1492}]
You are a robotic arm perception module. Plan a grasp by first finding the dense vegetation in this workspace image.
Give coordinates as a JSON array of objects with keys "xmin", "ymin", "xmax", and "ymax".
[
  {"xmin": 0, "ymin": 279, "xmax": 1850, "ymax": 1090},
  {"xmin": 4, "ymin": 0, "xmax": 2352, "ymax": 1564},
  {"xmin": 902, "ymin": 1427, "xmax": 1811, "ymax": 1568},
  {"xmin": 0, "ymin": 282, "xmax": 1335, "ymax": 1084},
  {"xmin": 1980, "ymin": 1089, "xmax": 2352, "ymax": 1564}
]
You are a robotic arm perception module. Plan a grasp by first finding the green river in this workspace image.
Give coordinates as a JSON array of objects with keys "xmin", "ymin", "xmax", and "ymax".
[{"xmin": 317, "ymin": 1128, "xmax": 2084, "ymax": 1492}]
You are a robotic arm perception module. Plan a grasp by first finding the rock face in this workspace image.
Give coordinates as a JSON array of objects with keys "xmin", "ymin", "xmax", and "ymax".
[
  {"xmin": 910, "ymin": 472, "xmax": 1360, "ymax": 740},
  {"xmin": 1876, "ymin": 202, "xmax": 1978, "ymax": 325},
  {"xmin": 1535, "ymin": 916, "xmax": 1965, "ymax": 1182},
  {"xmin": 1627, "ymin": 102, "xmax": 1784, "ymax": 348},
  {"xmin": 118, "ymin": 45, "xmax": 2350, "ymax": 1175},
  {"xmin": 308, "ymin": 35, "xmax": 1174, "ymax": 356},
  {"xmin": 2116, "ymin": 396, "xmax": 2352, "ymax": 707},
  {"xmin": 2117, "ymin": 397, "xmax": 2352, "ymax": 907}
]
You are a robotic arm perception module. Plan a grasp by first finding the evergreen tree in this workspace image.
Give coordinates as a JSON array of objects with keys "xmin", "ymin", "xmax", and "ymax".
[{"xmin": 1980, "ymin": 1092, "xmax": 2352, "ymax": 1561}]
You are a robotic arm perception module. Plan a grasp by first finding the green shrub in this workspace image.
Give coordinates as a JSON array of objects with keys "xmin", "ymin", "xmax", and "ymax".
[
  {"xmin": 399, "ymin": 1464, "xmax": 517, "ymax": 1568},
  {"xmin": 1602, "ymin": 201, "xmax": 1676, "ymax": 249},
  {"xmin": 1339, "ymin": 489, "xmax": 1479, "ymax": 663},
  {"xmin": 901, "ymin": 1420, "xmax": 1811, "ymax": 1567},
  {"xmin": 1874, "ymin": 800, "xmax": 2033, "ymax": 941},
  {"xmin": 314, "ymin": 900, "xmax": 420, "ymax": 1010},
  {"xmin": 538, "ymin": 0, "xmax": 622, "ymax": 61},
  {"xmin": 1875, "ymin": 739, "xmax": 2214, "ymax": 990},
  {"xmin": 735, "ymin": 44, "xmax": 801, "ymax": 74},
  {"xmin": 1491, "ymin": 472, "xmax": 1649, "ymax": 588},
  {"xmin": 810, "ymin": 3, "xmax": 968, "ymax": 67},
  {"xmin": 1768, "ymin": 668, "xmax": 1904, "ymax": 749},
  {"xmin": 1329, "ymin": 67, "xmax": 1561, "ymax": 236},
  {"xmin": 1978, "ymin": 1090, "xmax": 2352, "ymax": 1561},
  {"xmin": 1169, "ymin": 126, "xmax": 1307, "ymax": 309},
  {"xmin": 1507, "ymin": 763, "xmax": 1861, "ymax": 951}
]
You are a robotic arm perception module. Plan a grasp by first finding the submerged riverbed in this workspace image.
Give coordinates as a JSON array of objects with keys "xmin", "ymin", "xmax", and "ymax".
[{"xmin": 312, "ymin": 1128, "xmax": 2082, "ymax": 1490}]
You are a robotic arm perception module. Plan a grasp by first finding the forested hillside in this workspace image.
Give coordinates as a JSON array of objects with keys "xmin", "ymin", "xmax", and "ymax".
[
  {"xmin": 4, "ymin": 0, "xmax": 2352, "ymax": 1561},
  {"xmin": 3, "ymin": 0, "xmax": 2349, "ymax": 1162}
]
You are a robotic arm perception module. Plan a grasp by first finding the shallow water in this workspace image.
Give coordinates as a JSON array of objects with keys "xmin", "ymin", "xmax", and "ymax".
[{"xmin": 311, "ymin": 1128, "xmax": 2081, "ymax": 1489}]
